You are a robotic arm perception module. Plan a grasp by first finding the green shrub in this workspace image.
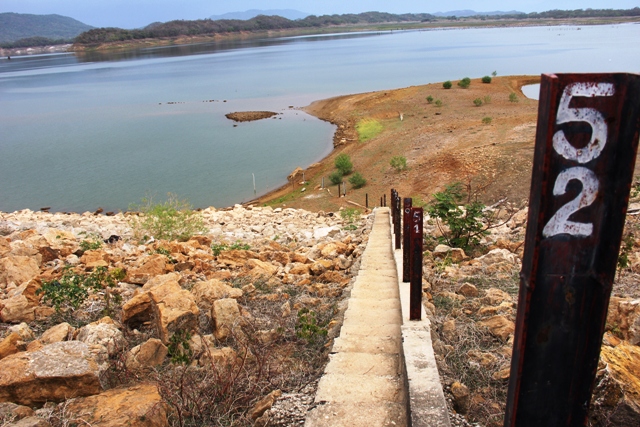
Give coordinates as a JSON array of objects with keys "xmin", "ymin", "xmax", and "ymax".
[
  {"xmin": 168, "ymin": 329, "xmax": 193, "ymax": 365},
  {"xmin": 427, "ymin": 182, "xmax": 487, "ymax": 249},
  {"xmin": 390, "ymin": 155, "xmax": 408, "ymax": 172},
  {"xmin": 435, "ymin": 99, "xmax": 443, "ymax": 107},
  {"xmin": 443, "ymin": 80, "xmax": 452, "ymax": 89},
  {"xmin": 129, "ymin": 193, "xmax": 206, "ymax": 242},
  {"xmin": 482, "ymin": 75, "xmax": 492, "ymax": 83},
  {"xmin": 482, "ymin": 117, "xmax": 492, "ymax": 125},
  {"xmin": 334, "ymin": 153, "xmax": 353, "ymax": 175},
  {"xmin": 458, "ymin": 77, "xmax": 471, "ymax": 88},
  {"xmin": 483, "ymin": 95, "xmax": 492, "ymax": 104},
  {"xmin": 509, "ymin": 92, "xmax": 519, "ymax": 103},
  {"xmin": 211, "ymin": 240, "xmax": 251, "ymax": 256},
  {"xmin": 296, "ymin": 308, "xmax": 328, "ymax": 347},
  {"xmin": 426, "ymin": 95, "xmax": 434, "ymax": 103},
  {"xmin": 473, "ymin": 98, "xmax": 483, "ymax": 107},
  {"xmin": 355, "ymin": 119, "xmax": 383, "ymax": 142},
  {"xmin": 348, "ymin": 172, "xmax": 367, "ymax": 189},
  {"xmin": 37, "ymin": 266, "xmax": 125, "ymax": 315},
  {"xmin": 329, "ymin": 170, "xmax": 344, "ymax": 185},
  {"xmin": 79, "ymin": 232, "xmax": 102, "ymax": 251},
  {"xmin": 491, "ymin": 70, "xmax": 497, "ymax": 77}
]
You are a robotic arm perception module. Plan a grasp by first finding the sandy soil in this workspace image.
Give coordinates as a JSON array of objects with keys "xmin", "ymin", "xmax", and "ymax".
[{"xmin": 254, "ymin": 75, "xmax": 545, "ymax": 212}]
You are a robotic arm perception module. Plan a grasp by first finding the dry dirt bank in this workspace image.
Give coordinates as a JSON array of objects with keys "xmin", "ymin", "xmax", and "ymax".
[{"xmin": 256, "ymin": 75, "xmax": 544, "ymax": 211}]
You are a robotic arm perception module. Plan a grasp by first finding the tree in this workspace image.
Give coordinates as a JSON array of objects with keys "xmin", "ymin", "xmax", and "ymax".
[
  {"xmin": 482, "ymin": 75, "xmax": 492, "ymax": 83},
  {"xmin": 348, "ymin": 172, "xmax": 366, "ymax": 188},
  {"xmin": 335, "ymin": 153, "xmax": 353, "ymax": 175},
  {"xmin": 329, "ymin": 170, "xmax": 343, "ymax": 185},
  {"xmin": 443, "ymin": 80, "xmax": 452, "ymax": 89},
  {"xmin": 426, "ymin": 95, "xmax": 434, "ymax": 104}
]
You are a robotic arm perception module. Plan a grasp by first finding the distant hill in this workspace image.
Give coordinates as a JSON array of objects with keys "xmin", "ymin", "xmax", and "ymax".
[
  {"xmin": 433, "ymin": 10, "xmax": 523, "ymax": 17},
  {"xmin": 209, "ymin": 9, "xmax": 309, "ymax": 21},
  {"xmin": 0, "ymin": 12, "xmax": 93, "ymax": 44}
]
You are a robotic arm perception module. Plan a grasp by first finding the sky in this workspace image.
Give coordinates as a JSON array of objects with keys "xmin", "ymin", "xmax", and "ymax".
[{"xmin": 1, "ymin": 0, "xmax": 638, "ymax": 29}]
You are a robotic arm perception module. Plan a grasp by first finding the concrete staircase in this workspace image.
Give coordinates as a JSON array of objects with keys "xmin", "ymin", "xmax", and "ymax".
[{"xmin": 304, "ymin": 207, "xmax": 450, "ymax": 427}]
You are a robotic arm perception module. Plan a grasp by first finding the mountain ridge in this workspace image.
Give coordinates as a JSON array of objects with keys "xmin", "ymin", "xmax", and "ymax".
[{"xmin": 0, "ymin": 12, "xmax": 93, "ymax": 43}]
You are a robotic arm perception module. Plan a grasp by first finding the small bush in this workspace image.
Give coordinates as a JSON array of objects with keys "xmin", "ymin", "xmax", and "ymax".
[
  {"xmin": 435, "ymin": 99, "xmax": 443, "ymax": 107},
  {"xmin": 443, "ymin": 80, "xmax": 452, "ymax": 89},
  {"xmin": 483, "ymin": 95, "xmax": 492, "ymax": 104},
  {"xmin": 211, "ymin": 241, "xmax": 251, "ymax": 256},
  {"xmin": 458, "ymin": 77, "xmax": 471, "ymax": 88},
  {"xmin": 482, "ymin": 75, "xmax": 492, "ymax": 83},
  {"xmin": 390, "ymin": 155, "xmax": 408, "ymax": 172},
  {"xmin": 509, "ymin": 92, "xmax": 519, "ymax": 103},
  {"xmin": 426, "ymin": 95, "xmax": 434, "ymax": 103},
  {"xmin": 482, "ymin": 117, "xmax": 492, "ymax": 125},
  {"xmin": 355, "ymin": 119, "xmax": 383, "ymax": 142},
  {"xmin": 130, "ymin": 193, "xmax": 206, "ymax": 242},
  {"xmin": 329, "ymin": 170, "xmax": 344, "ymax": 185},
  {"xmin": 334, "ymin": 153, "xmax": 353, "ymax": 175},
  {"xmin": 348, "ymin": 172, "xmax": 367, "ymax": 189},
  {"xmin": 473, "ymin": 98, "xmax": 483, "ymax": 107},
  {"xmin": 79, "ymin": 232, "xmax": 103, "ymax": 251}
]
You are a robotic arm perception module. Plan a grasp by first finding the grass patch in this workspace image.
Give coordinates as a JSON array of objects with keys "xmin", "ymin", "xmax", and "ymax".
[{"xmin": 355, "ymin": 118, "xmax": 383, "ymax": 142}]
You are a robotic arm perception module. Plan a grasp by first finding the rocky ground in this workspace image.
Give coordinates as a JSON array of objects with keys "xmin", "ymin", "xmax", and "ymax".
[{"xmin": 0, "ymin": 205, "xmax": 372, "ymax": 426}]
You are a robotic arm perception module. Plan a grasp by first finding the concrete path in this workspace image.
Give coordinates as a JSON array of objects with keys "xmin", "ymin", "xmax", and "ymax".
[{"xmin": 305, "ymin": 207, "xmax": 408, "ymax": 427}]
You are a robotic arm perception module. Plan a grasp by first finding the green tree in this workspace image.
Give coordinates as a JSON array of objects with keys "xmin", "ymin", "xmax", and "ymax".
[
  {"xmin": 329, "ymin": 170, "xmax": 344, "ymax": 185},
  {"xmin": 334, "ymin": 153, "xmax": 353, "ymax": 175},
  {"xmin": 426, "ymin": 95, "xmax": 434, "ymax": 104},
  {"xmin": 482, "ymin": 75, "xmax": 492, "ymax": 83},
  {"xmin": 443, "ymin": 80, "xmax": 452, "ymax": 89},
  {"xmin": 348, "ymin": 172, "xmax": 367, "ymax": 189}
]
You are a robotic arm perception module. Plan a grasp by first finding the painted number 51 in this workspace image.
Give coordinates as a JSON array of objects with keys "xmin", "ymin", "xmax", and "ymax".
[{"xmin": 542, "ymin": 82, "xmax": 615, "ymax": 238}]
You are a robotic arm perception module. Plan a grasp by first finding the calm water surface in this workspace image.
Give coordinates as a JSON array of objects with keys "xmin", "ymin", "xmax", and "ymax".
[{"xmin": 1, "ymin": 24, "xmax": 639, "ymax": 212}]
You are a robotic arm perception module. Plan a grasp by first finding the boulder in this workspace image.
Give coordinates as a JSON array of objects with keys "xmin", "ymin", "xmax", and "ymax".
[
  {"xmin": 0, "ymin": 236, "xmax": 10, "ymax": 256},
  {"xmin": 149, "ymin": 282, "xmax": 199, "ymax": 344},
  {"xmin": 8, "ymin": 416, "xmax": 51, "ymax": 427},
  {"xmin": 75, "ymin": 317, "xmax": 125, "ymax": 356},
  {"xmin": 212, "ymin": 298, "xmax": 241, "ymax": 340},
  {"xmin": 191, "ymin": 279, "xmax": 242, "ymax": 310},
  {"xmin": 40, "ymin": 323, "xmax": 74, "ymax": 344},
  {"xmin": 63, "ymin": 383, "xmax": 168, "ymax": 427},
  {"xmin": 216, "ymin": 250, "xmax": 261, "ymax": 268},
  {"xmin": 320, "ymin": 242, "xmax": 348, "ymax": 258},
  {"xmin": 457, "ymin": 282, "xmax": 479, "ymax": 298},
  {"xmin": 246, "ymin": 259, "xmax": 278, "ymax": 277},
  {"xmin": 126, "ymin": 255, "xmax": 167, "ymax": 284},
  {"xmin": 126, "ymin": 339, "xmax": 168, "ymax": 371},
  {"xmin": 0, "ymin": 256, "xmax": 39, "ymax": 288},
  {"xmin": 0, "ymin": 402, "xmax": 35, "ymax": 421},
  {"xmin": 433, "ymin": 245, "xmax": 466, "ymax": 262},
  {"xmin": 0, "ymin": 295, "xmax": 35, "ymax": 324},
  {"xmin": 0, "ymin": 341, "xmax": 101, "ymax": 406},
  {"xmin": 288, "ymin": 263, "xmax": 311, "ymax": 275},
  {"xmin": 481, "ymin": 288, "xmax": 513, "ymax": 306},
  {"xmin": 606, "ymin": 298, "xmax": 640, "ymax": 344},
  {"xmin": 79, "ymin": 250, "xmax": 110, "ymax": 269},
  {"xmin": 0, "ymin": 332, "xmax": 24, "ymax": 360},
  {"xmin": 479, "ymin": 315, "xmax": 515, "ymax": 341},
  {"xmin": 591, "ymin": 342, "xmax": 640, "ymax": 425},
  {"xmin": 476, "ymin": 248, "xmax": 519, "ymax": 266},
  {"xmin": 8, "ymin": 323, "xmax": 35, "ymax": 341},
  {"xmin": 450, "ymin": 381, "xmax": 470, "ymax": 415},
  {"xmin": 249, "ymin": 389, "xmax": 282, "ymax": 420}
]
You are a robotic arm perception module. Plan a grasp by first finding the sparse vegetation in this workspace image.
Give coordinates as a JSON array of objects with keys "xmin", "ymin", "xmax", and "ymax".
[
  {"xmin": 443, "ymin": 80, "xmax": 452, "ymax": 89},
  {"xmin": 426, "ymin": 95, "xmax": 434, "ymax": 104},
  {"xmin": 509, "ymin": 92, "xmax": 519, "ymax": 102},
  {"xmin": 129, "ymin": 193, "xmax": 206, "ymax": 242},
  {"xmin": 435, "ymin": 99, "xmax": 443, "ymax": 107},
  {"xmin": 482, "ymin": 116, "xmax": 492, "ymax": 124},
  {"xmin": 473, "ymin": 98, "xmax": 483, "ymax": 107},
  {"xmin": 483, "ymin": 95, "xmax": 492, "ymax": 104},
  {"xmin": 211, "ymin": 241, "xmax": 251, "ymax": 256},
  {"xmin": 79, "ymin": 232, "xmax": 103, "ymax": 251},
  {"xmin": 355, "ymin": 118, "xmax": 383, "ymax": 142},
  {"xmin": 390, "ymin": 155, "xmax": 408, "ymax": 172}
]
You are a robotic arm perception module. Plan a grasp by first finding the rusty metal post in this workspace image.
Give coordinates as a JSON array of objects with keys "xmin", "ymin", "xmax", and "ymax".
[
  {"xmin": 409, "ymin": 207, "xmax": 423, "ymax": 320},
  {"xmin": 383, "ymin": 194, "xmax": 386, "ymax": 207},
  {"xmin": 337, "ymin": 183, "xmax": 341, "ymax": 197},
  {"xmin": 366, "ymin": 193, "xmax": 369, "ymax": 209},
  {"xmin": 403, "ymin": 198, "xmax": 412, "ymax": 282},
  {"xmin": 394, "ymin": 195, "xmax": 401, "ymax": 249},
  {"xmin": 505, "ymin": 73, "xmax": 640, "ymax": 427},
  {"xmin": 390, "ymin": 189, "xmax": 395, "ymax": 224}
]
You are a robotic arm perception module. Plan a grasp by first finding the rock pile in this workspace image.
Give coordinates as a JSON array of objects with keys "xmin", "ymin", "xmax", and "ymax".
[{"xmin": 0, "ymin": 205, "xmax": 372, "ymax": 426}]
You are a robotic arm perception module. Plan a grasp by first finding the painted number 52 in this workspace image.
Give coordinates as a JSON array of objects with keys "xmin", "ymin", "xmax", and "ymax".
[{"xmin": 542, "ymin": 82, "xmax": 615, "ymax": 238}]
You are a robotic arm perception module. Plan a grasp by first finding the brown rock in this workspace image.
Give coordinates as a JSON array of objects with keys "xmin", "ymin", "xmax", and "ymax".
[
  {"xmin": 450, "ymin": 381, "xmax": 470, "ymax": 414},
  {"xmin": 63, "ymin": 383, "xmax": 168, "ymax": 427},
  {"xmin": 320, "ymin": 242, "xmax": 348, "ymax": 258},
  {"xmin": 80, "ymin": 250, "xmax": 110, "ymax": 269},
  {"xmin": 216, "ymin": 250, "xmax": 261, "ymax": 268},
  {"xmin": 191, "ymin": 279, "xmax": 242, "ymax": 310},
  {"xmin": 0, "ymin": 295, "xmax": 35, "ymax": 323},
  {"xmin": 0, "ymin": 236, "xmax": 10, "ymax": 256},
  {"xmin": 289, "ymin": 263, "xmax": 311, "ymax": 275},
  {"xmin": 246, "ymin": 259, "xmax": 278, "ymax": 276},
  {"xmin": 442, "ymin": 319, "xmax": 457, "ymax": 341},
  {"xmin": 40, "ymin": 323, "xmax": 74, "ymax": 344},
  {"xmin": 212, "ymin": 298, "xmax": 241, "ymax": 340},
  {"xmin": 122, "ymin": 292, "xmax": 153, "ymax": 327},
  {"xmin": 0, "ymin": 341, "xmax": 101, "ymax": 406},
  {"xmin": 0, "ymin": 256, "xmax": 39, "ymax": 288},
  {"xmin": 0, "ymin": 332, "xmax": 24, "ymax": 360},
  {"xmin": 249, "ymin": 389, "xmax": 282, "ymax": 420},
  {"xmin": 467, "ymin": 350, "xmax": 498, "ymax": 367},
  {"xmin": 9, "ymin": 416, "xmax": 51, "ymax": 426},
  {"xmin": 291, "ymin": 253, "xmax": 310, "ymax": 264},
  {"xmin": 126, "ymin": 338, "xmax": 168, "ymax": 371},
  {"xmin": 126, "ymin": 255, "xmax": 167, "ymax": 284},
  {"xmin": 479, "ymin": 315, "xmax": 515, "ymax": 341},
  {"xmin": 149, "ymin": 282, "xmax": 199, "ymax": 344},
  {"xmin": 8, "ymin": 322, "xmax": 35, "ymax": 341},
  {"xmin": 0, "ymin": 402, "xmax": 35, "ymax": 421},
  {"xmin": 492, "ymin": 367, "xmax": 511, "ymax": 381},
  {"xmin": 457, "ymin": 282, "xmax": 479, "ymax": 297},
  {"xmin": 481, "ymin": 288, "xmax": 512, "ymax": 306},
  {"xmin": 589, "ymin": 342, "xmax": 640, "ymax": 426},
  {"xmin": 75, "ymin": 317, "xmax": 125, "ymax": 356}
]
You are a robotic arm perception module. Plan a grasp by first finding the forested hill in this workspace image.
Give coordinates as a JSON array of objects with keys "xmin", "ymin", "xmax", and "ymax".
[
  {"xmin": 74, "ymin": 12, "xmax": 437, "ymax": 45},
  {"xmin": 0, "ymin": 12, "xmax": 93, "ymax": 44},
  {"xmin": 73, "ymin": 7, "xmax": 640, "ymax": 46}
]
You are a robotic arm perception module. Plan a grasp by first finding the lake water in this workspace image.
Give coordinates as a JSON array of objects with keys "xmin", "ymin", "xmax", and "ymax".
[{"xmin": 1, "ymin": 23, "xmax": 639, "ymax": 213}]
